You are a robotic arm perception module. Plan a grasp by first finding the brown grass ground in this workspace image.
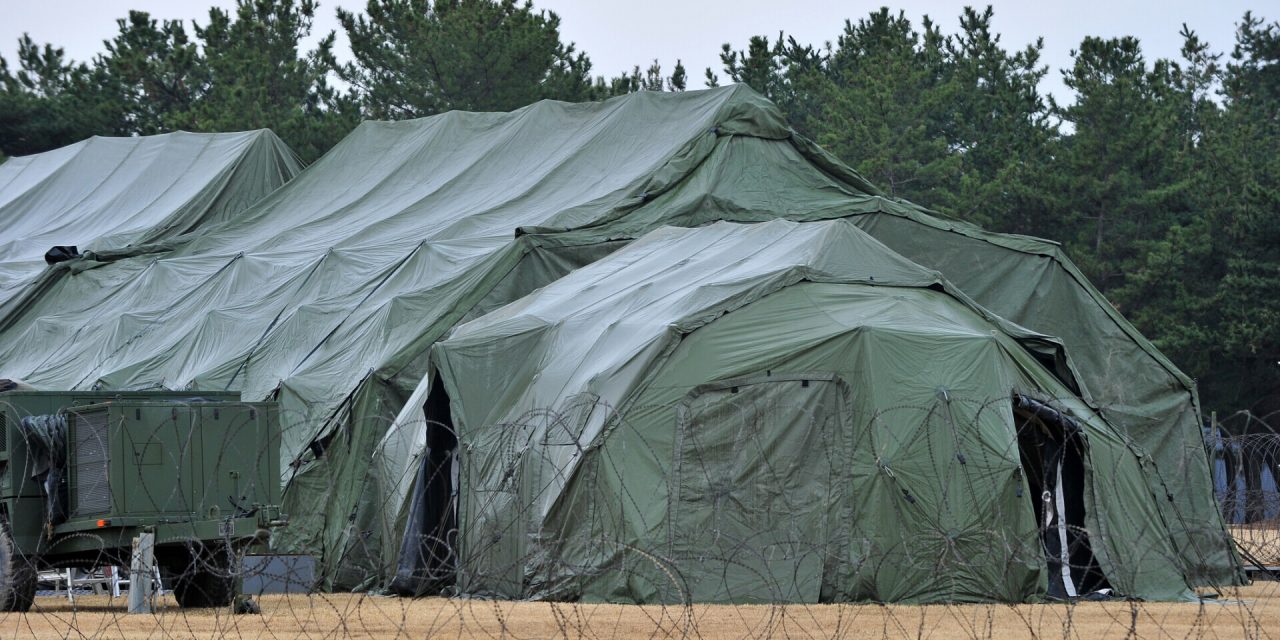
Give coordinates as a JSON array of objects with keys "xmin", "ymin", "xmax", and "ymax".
[
  {"xmin": 4, "ymin": 528, "xmax": 1276, "ymax": 639},
  {"xmin": 0, "ymin": 582, "xmax": 1277, "ymax": 640},
  {"xmin": 1232, "ymin": 524, "xmax": 1280, "ymax": 566}
]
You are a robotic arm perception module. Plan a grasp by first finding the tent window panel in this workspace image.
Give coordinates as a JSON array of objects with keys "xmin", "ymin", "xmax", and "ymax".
[{"xmin": 670, "ymin": 374, "xmax": 849, "ymax": 603}]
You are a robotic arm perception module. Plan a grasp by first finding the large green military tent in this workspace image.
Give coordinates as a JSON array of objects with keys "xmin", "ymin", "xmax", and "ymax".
[
  {"xmin": 0, "ymin": 86, "xmax": 1236, "ymax": 589},
  {"xmin": 0, "ymin": 131, "xmax": 301, "ymax": 318},
  {"xmin": 377, "ymin": 87, "xmax": 1237, "ymax": 588},
  {"xmin": 416, "ymin": 219, "xmax": 1192, "ymax": 603}
]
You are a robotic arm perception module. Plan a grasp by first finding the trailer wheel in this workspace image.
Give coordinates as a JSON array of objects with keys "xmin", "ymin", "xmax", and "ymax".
[
  {"xmin": 0, "ymin": 517, "xmax": 35, "ymax": 612},
  {"xmin": 172, "ymin": 546, "xmax": 236, "ymax": 608}
]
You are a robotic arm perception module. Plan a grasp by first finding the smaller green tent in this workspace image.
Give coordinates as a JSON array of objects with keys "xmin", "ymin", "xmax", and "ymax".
[
  {"xmin": 0, "ymin": 130, "xmax": 301, "ymax": 323},
  {"xmin": 416, "ymin": 219, "xmax": 1193, "ymax": 603}
]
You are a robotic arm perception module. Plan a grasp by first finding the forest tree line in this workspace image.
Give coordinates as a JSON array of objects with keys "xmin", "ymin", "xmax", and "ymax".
[{"xmin": 0, "ymin": 0, "xmax": 1276, "ymax": 416}]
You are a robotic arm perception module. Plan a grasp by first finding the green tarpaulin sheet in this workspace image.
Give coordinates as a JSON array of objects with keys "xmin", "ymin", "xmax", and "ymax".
[
  {"xmin": 0, "ymin": 130, "xmax": 302, "ymax": 323},
  {"xmin": 0, "ymin": 86, "xmax": 1238, "ymax": 591}
]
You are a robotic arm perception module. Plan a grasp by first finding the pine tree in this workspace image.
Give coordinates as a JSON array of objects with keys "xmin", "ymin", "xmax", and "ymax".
[
  {"xmin": 1054, "ymin": 36, "xmax": 1199, "ymax": 291},
  {"xmin": 100, "ymin": 11, "xmax": 203, "ymax": 135},
  {"xmin": 2, "ymin": 1, "xmax": 356, "ymax": 162},
  {"xmin": 0, "ymin": 36, "xmax": 123, "ymax": 156},
  {"xmin": 942, "ymin": 7, "xmax": 1056, "ymax": 231},
  {"xmin": 707, "ymin": 7, "xmax": 1056, "ymax": 223},
  {"xmin": 1205, "ymin": 13, "xmax": 1280, "ymax": 412},
  {"xmin": 597, "ymin": 59, "xmax": 688, "ymax": 95},
  {"xmin": 812, "ymin": 10, "xmax": 959, "ymax": 203},
  {"xmin": 710, "ymin": 33, "xmax": 824, "ymax": 133},
  {"xmin": 183, "ymin": 0, "xmax": 358, "ymax": 162},
  {"xmin": 338, "ymin": 0, "xmax": 594, "ymax": 118}
]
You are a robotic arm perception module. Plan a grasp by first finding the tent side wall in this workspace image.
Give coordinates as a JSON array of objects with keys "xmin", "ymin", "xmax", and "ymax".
[
  {"xmin": 448, "ymin": 282, "xmax": 1191, "ymax": 603},
  {"xmin": 849, "ymin": 212, "xmax": 1238, "ymax": 586}
]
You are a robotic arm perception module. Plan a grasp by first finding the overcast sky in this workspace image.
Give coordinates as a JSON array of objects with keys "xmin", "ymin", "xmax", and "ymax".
[{"xmin": 0, "ymin": 0, "xmax": 1266, "ymax": 103}]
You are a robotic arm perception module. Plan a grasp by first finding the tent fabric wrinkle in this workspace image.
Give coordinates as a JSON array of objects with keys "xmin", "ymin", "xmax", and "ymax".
[{"xmin": 0, "ymin": 129, "xmax": 302, "ymax": 328}]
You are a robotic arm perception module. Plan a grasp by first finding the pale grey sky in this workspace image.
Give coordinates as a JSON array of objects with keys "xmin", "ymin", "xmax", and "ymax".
[{"xmin": 0, "ymin": 0, "xmax": 1267, "ymax": 102}]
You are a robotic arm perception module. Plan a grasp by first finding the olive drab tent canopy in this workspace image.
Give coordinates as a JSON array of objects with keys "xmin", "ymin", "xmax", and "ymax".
[
  {"xmin": 0, "ymin": 86, "xmax": 1237, "ymax": 590},
  {"xmin": 380, "ymin": 86, "xmax": 1238, "ymax": 590},
  {"xmin": 0, "ymin": 131, "xmax": 302, "ymax": 316},
  {"xmin": 419, "ymin": 219, "xmax": 1193, "ymax": 603}
]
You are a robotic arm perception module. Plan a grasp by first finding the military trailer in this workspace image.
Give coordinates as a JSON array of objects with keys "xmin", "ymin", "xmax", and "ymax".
[{"xmin": 0, "ymin": 391, "xmax": 283, "ymax": 611}]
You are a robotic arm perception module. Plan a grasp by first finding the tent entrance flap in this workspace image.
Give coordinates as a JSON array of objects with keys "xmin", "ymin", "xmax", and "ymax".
[
  {"xmin": 1013, "ymin": 395, "xmax": 1109, "ymax": 599},
  {"xmin": 669, "ymin": 373, "xmax": 850, "ymax": 603},
  {"xmin": 391, "ymin": 375, "xmax": 458, "ymax": 596}
]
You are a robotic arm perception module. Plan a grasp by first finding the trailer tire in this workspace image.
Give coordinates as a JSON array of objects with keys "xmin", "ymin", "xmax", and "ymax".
[{"xmin": 0, "ymin": 518, "xmax": 35, "ymax": 612}]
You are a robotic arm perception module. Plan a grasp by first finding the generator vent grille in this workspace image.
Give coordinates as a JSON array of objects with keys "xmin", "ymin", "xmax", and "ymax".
[
  {"xmin": 73, "ymin": 409, "xmax": 111, "ymax": 516},
  {"xmin": 0, "ymin": 412, "xmax": 7, "ymax": 454}
]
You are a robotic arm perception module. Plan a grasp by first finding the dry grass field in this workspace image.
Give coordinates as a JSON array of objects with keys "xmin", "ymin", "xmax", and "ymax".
[
  {"xmin": 0, "ymin": 582, "xmax": 1277, "ymax": 640},
  {"xmin": 1232, "ymin": 523, "xmax": 1280, "ymax": 566},
  {"xmin": 1, "ymin": 528, "xmax": 1275, "ymax": 639}
]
